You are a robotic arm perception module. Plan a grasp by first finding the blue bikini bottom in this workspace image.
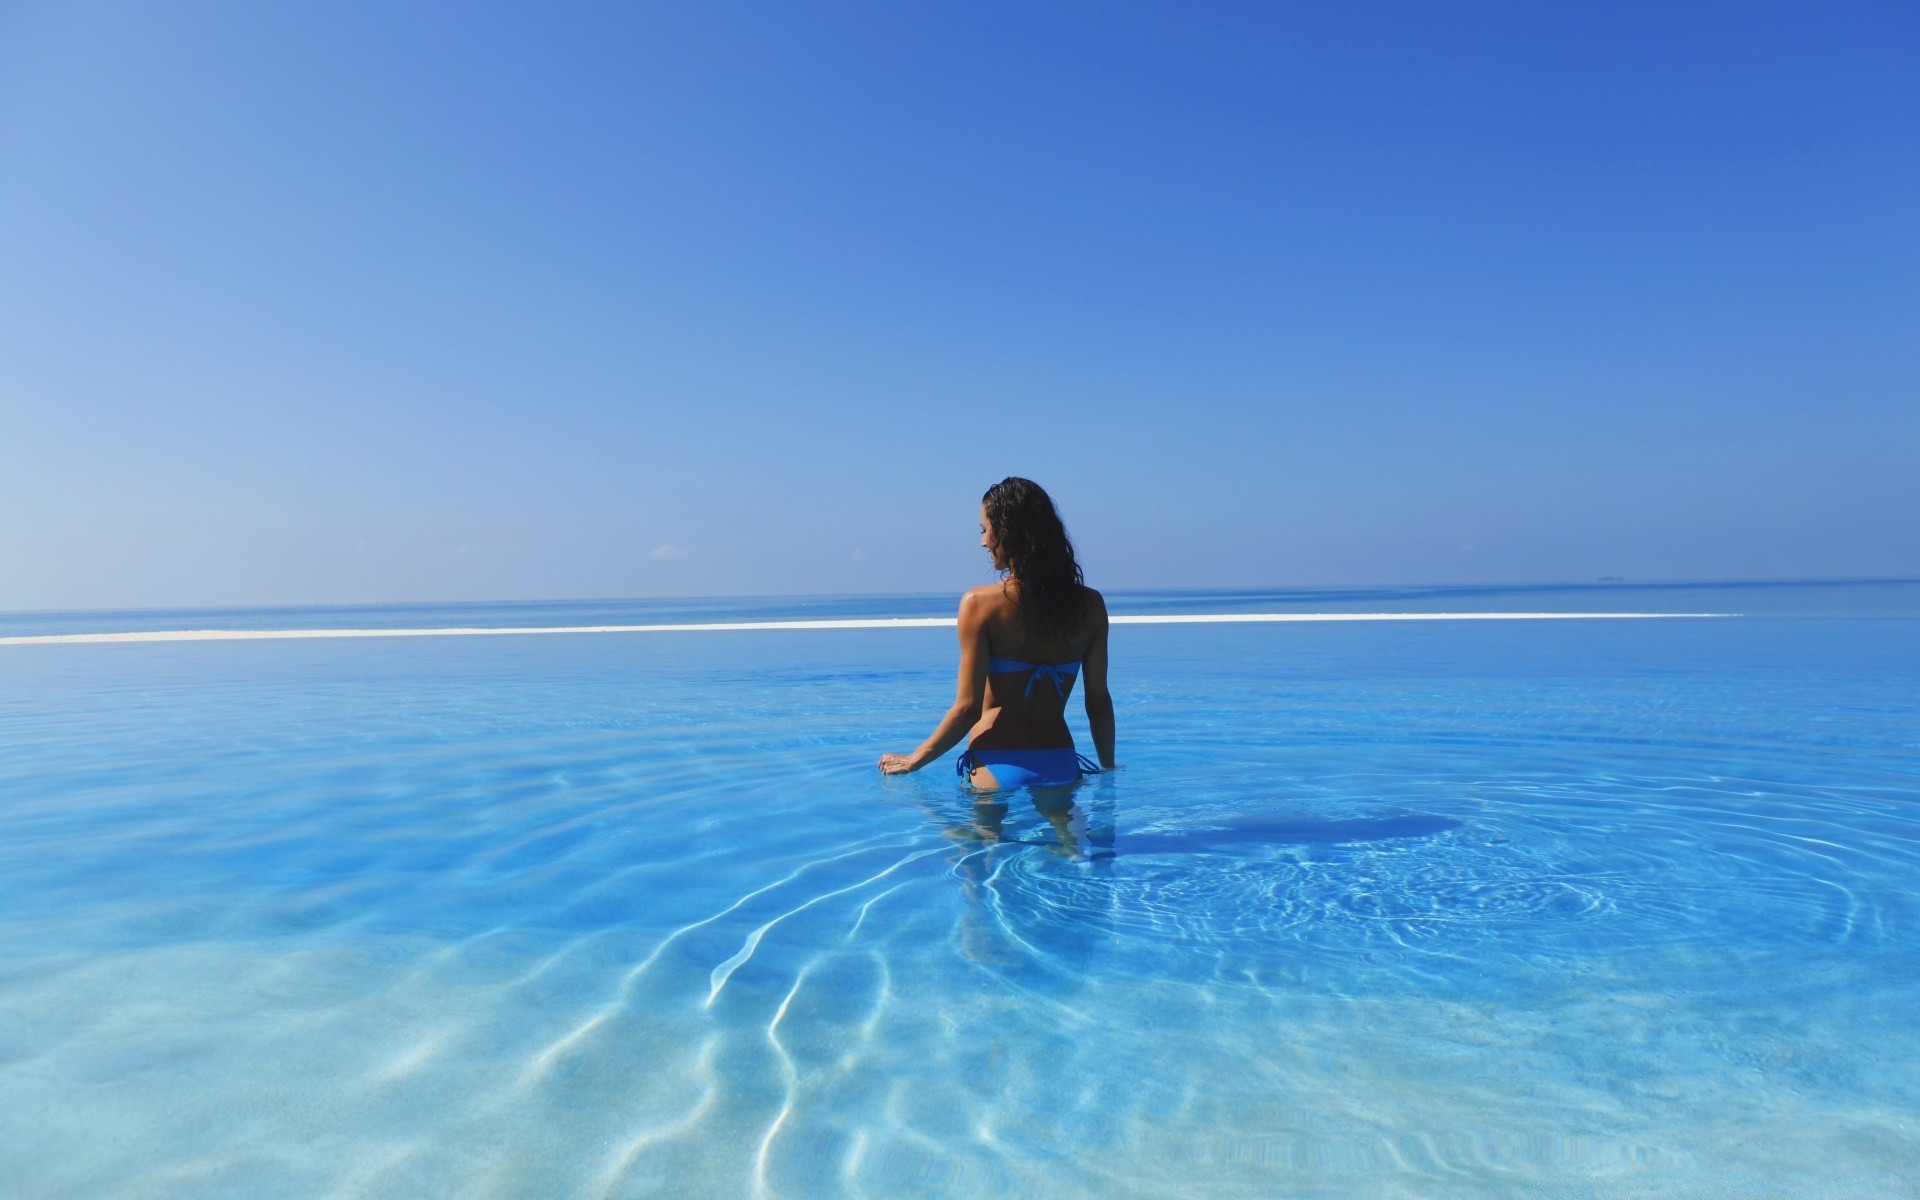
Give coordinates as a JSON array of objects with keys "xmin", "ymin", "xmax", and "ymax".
[{"xmin": 957, "ymin": 748, "xmax": 1101, "ymax": 790}]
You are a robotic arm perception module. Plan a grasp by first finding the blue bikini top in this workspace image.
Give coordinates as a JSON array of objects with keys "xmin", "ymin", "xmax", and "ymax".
[{"xmin": 987, "ymin": 656, "xmax": 1082, "ymax": 699}]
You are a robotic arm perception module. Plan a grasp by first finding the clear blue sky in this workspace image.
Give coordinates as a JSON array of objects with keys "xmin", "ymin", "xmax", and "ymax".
[{"xmin": 2, "ymin": 1, "xmax": 1914, "ymax": 609}]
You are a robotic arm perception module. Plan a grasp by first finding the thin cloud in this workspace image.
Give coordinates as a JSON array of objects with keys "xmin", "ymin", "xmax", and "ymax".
[{"xmin": 650, "ymin": 543, "xmax": 689, "ymax": 560}]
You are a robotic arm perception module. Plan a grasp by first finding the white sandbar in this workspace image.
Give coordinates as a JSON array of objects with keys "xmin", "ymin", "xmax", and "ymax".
[{"xmin": 0, "ymin": 612, "xmax": 1732, "ymax": 647}]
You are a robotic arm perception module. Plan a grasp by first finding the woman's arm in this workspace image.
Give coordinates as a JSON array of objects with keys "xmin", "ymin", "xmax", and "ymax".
[
  {"xmin": 1080, "ymin": 591, "xmax": 1116, "ymax": 769},
  {"xmin": 879, "ymin": 591, "xmax": 990, "ymax": 773}
]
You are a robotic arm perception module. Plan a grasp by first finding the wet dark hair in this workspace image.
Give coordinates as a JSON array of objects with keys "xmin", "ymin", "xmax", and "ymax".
[{"xmin": 982, "ymin": 477, "xmax": 1088, "ymax": 638}]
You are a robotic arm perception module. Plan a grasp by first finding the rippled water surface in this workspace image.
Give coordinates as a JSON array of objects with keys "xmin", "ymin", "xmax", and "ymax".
[{"xmin": 3, "ymin": 582, "xmax": 1917, "ymax": 1198}]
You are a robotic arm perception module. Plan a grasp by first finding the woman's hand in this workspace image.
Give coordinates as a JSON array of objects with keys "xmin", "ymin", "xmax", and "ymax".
[{"xmin": 878, "ymin": 753, "xmax": 919, "ymax": 774}]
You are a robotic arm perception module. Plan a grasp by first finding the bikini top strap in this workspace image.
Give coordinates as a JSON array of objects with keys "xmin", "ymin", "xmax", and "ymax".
[{"xmin": 987, "ymin": 657, "xmax": 1082, "ymax": 699}]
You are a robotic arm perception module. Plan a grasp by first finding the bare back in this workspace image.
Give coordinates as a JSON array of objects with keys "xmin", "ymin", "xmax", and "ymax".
[
  {"xmin": 876, "ymin": 491, "xmax": 1117, "ymax": 779},
  {"xmin": 966, "ymin": 581, "xmax": 1108, "ymax": 752}
]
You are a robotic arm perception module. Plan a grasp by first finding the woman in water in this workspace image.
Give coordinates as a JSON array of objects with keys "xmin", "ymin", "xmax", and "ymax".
[{"xmin": 879, "ymin": 477, "xmax": 1115, "ymax": 789}]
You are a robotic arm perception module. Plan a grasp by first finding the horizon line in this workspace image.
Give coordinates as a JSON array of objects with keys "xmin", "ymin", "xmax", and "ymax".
[
  {"xmin": 0, "ymin": 612, "xmax": 1736, "ymax": 648},
  {"xmin": 0, "ymin": 575, "xmax": 1908, "ymax": 619}
]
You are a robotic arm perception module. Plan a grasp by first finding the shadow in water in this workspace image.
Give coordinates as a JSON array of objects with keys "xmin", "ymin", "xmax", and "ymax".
[
  {"xmin": 917, "ymin": 777, "xmax": 1459, "ymax": 985},
  {"xmin": 922, "ymin": 775, "xmax": 1458, "ymax": 862},
  {"xmin": 1120, "ymin": 811, "xmax": 1460, "ymax": 856}
]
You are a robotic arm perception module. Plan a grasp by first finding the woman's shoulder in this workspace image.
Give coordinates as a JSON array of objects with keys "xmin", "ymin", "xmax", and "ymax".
[{"xmin": 959, "ymin": 583, "xmax": 1016, "ymax": 613}]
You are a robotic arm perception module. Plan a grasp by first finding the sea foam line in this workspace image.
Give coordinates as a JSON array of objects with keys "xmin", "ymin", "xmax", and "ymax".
[{"xmin": 0, "ymin": 612, "xmax": 1733, "ymax": 647}]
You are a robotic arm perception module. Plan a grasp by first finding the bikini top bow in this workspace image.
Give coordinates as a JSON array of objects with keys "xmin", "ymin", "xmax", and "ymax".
[{"xmin": 987, "ymin": 657, "xmax": 1082, "ymax": 699}]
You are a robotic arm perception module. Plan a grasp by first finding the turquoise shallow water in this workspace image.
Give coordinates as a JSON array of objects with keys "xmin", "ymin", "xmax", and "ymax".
[{"xmin": 2, "ymin": 582, "xmax": 1917, "ymax": 1197}]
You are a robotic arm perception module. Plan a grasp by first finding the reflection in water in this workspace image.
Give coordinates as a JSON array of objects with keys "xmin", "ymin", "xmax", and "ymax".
[
  {"xmin": 920, "ymin": 775, "xmax": 1119, "ymax": 974},
  {"xmin": 943, "ymin": 775, "xmax": 1117, "ymax": 862}
]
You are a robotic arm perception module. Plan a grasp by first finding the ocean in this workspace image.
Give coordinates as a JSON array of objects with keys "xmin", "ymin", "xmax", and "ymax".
[{"xmin": 2, "ymin": 580, "xmax": 1915, "ymax": 1197}]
